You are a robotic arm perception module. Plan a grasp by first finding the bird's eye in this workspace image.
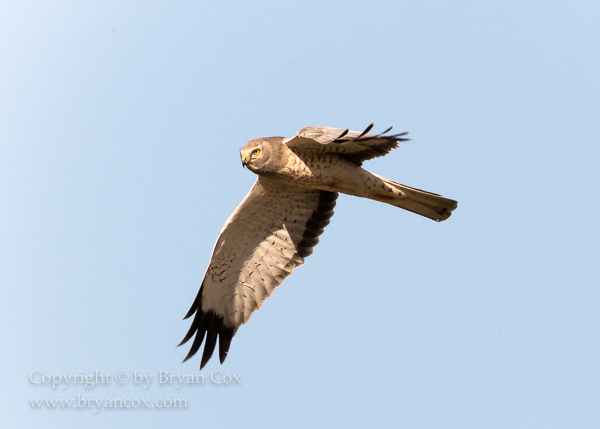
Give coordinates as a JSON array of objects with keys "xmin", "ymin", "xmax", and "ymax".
[{"xmin": 252, "ymin": 149, "xmax": 260, "ymax": 155}]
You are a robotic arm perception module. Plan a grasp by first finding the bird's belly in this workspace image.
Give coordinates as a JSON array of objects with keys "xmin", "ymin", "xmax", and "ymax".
[
  {"xmin": 272, "ymin": 151, "xmax": 382, "ymax": 198},
  {"xmin": 281, "ymin": 167, "xmax": 376, "ymax": 198}
]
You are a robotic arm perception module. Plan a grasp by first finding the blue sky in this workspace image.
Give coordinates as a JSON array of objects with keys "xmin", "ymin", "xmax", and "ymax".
[{"xmin": 2, "ymin": 1, "xmax": 599, "ymax": 427}]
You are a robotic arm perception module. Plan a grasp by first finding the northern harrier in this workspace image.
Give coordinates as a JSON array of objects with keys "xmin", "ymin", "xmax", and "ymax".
[{"xmin": 180, "ymin": 124, "xmax": 458, "ymax": 369}]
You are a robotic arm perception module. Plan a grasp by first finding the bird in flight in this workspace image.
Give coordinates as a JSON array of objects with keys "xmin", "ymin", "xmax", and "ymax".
[{"xmin": 179, "ymin": 124, "xmax": 458, "ymax": 369}]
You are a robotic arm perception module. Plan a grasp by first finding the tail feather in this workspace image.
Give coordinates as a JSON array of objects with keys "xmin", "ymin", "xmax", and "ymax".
[{"xmin": 373, "ymin": 175, "xmax": 458, "ymax": 222}]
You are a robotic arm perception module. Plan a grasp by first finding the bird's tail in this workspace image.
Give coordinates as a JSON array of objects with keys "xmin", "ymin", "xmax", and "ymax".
[{"xmin": 371, "ymin": 174, "xmax": 458, "ymax": 222}]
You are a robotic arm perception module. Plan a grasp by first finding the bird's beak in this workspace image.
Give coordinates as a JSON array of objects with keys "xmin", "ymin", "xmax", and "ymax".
[{"xmin": 241, "ymin": 152, "xmax": 248, "ymax": 168}]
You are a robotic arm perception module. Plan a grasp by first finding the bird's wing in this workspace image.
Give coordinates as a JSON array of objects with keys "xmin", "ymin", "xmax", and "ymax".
[
  {"xmin": 180, "ymin": 176, "xmax": 338, "ymax": 369},
  {"xmin": 283, "ymin": 124, "xmax": 409, "ymax": 166}
]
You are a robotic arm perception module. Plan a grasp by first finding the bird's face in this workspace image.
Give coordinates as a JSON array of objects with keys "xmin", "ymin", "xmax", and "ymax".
[{"xmin": 240, "ymin": 139, "xmax": 272, "ymax": 173}]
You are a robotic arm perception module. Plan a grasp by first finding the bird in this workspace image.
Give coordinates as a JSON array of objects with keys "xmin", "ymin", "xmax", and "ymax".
[{"xmin": 179, "ymin": 124, "xmax": 458, "ymax": 369}]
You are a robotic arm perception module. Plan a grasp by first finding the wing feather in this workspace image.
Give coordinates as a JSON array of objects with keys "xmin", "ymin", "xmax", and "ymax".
[
  {"xmin": 180, "ymin": 176, "xmax": 337, "ymax": 369},
  {"xmin": 284, "ymin": 124, "xmax": 409, "ymax": 166}
]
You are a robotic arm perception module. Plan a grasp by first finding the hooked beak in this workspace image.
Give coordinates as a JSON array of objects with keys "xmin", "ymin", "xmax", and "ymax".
[{"xmin": 241, "ymin": 152, "xmax": 248, "ymax": 168}]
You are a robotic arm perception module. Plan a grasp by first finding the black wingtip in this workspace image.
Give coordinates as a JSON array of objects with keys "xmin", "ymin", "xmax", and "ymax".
[
  {"xmin": 380, "ymin": 125, "xmax": 393, "ymax": 135},
  {"xmin": 392, "ymin": 131, "xmax": 409, "ymax": 138},
  {"xmin": 178, "ymin": 305, "xmax": 206, "ymax": 348},
  {"xmin": 333, "ymin": 128, "xmax": 349, "ymax": 142},
  {"xmin": 177, "ymin": 329, "xmax": 193, "ymax": 348},
  {"xmin": 200, "ymin": 320, "xmax": 219, "ymax": 369},
  {"xmin": 355, "ymin": 123, "xmax": 374, "ymax": 140},
  {"xmin": 183, "ymin": 286, "xmax": 202, "ymax": 320},
  {"xmin": 181, "ymin": 326, "xmax": 206, "ymax": 362},
  {"xmin": 219, "ymin": 326, "xmax": 235, "ymax": 364},
  {"xmin": 181, "ymin": 276, "xmax": 238, "ymax": 369}
]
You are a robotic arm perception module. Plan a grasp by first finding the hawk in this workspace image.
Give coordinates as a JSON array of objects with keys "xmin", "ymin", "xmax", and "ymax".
[{"xmin": 179, "ymin": 124, "xmax": 458, "ymax": 369}]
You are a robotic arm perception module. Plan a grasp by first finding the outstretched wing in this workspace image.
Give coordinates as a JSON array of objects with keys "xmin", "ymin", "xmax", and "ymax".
[
  {"xmin": 179, "ymin": 176, "xmax": 338, "ymax": 369},
  {"xmin": 284, "ymin": 124, "xmax": 409, "ymax": 166}
]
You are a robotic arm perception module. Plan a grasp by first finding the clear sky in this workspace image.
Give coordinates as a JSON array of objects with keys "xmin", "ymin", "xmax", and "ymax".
[{"xmin": 2, "ymin": 1, "xmax": 599, "ymax": 428}]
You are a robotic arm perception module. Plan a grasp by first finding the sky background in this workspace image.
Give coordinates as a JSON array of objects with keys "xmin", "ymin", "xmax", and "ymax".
[{"xmin": 2, "ymin": 1, "xmax": 599, "ymax": 427}]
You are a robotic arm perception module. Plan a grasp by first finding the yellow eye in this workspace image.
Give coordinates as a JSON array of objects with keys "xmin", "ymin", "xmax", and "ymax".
[{"xmin": 252, "ymin": 149, "xmax": 260, "ymax": 155}]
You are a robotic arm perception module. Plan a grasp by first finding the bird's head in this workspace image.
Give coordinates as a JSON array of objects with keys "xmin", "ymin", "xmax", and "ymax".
[{"xmin": 240, "ymin": 137, "xmax": 282, "ymax": 174}]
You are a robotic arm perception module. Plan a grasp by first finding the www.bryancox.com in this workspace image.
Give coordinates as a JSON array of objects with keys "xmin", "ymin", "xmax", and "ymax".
[{"xmin": 31, "ymin": 396, "xmax": 188, "ymax": 412}]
